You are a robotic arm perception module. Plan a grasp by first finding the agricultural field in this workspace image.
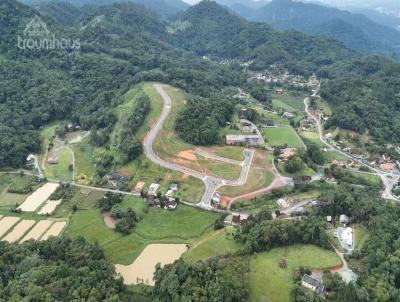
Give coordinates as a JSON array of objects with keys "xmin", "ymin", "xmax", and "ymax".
[
  {"xmin": 183, "ymin": 227, "xmax": 241, "ymax": 262},
  {"xmin": 67, "ymin": 196, "xmax": 219, "ymax": 265},
  {"xmin": 249, "ymin": 245, "xmax": 341, "ymax": 302},
  {"xmin": 263, "ymin": 127, "xmax": 306, "ymax": 149}
]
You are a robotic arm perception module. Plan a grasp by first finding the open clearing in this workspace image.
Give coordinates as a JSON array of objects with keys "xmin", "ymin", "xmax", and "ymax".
[
  {"xmin": 249, "ymin": 245, "xmax": 341, "ymax": 302},
  {"xmin": 116, "ymin": 244, "xmax": 187, "ymax": 286},
  {"xmin": 41, "ymin": 221, "xmax": 66, "ymax": 240},
  {"xmin": 45, "ymin": 147, "xmax": 73, "ymax": 182},
  {"xmin": 0, "ymin": 216, "xmax": 20, "ymax": 237},
  {"xmin": 183, "ymin": 228, "xmax": 241, "ymax": 262},
  {"xmin": 18, "ymin": 183, "xmax": 59, "ymax": 212},
  {"xmin": 68, "ymin": 199, "xmax": 218, "ymax": 265},
  {"xmin": 38, "ymin": 200, "xmax": 62, "ymax": 215},
  {"xmin": 3, "ymin": 220, "xmax": 35, "ymax": 243},
  {"xmin": 263, "ymin": 127, "xmax": 306, "ymax": 148},
  {"xmin": 20, "ymin": 220, "xmax": 54, "ymax": 242}
]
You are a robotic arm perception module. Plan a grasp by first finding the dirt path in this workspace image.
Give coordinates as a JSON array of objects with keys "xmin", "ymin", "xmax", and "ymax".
[{"xmin": 190, "ymin": 228, "xmax": 225, "ymax": 250}]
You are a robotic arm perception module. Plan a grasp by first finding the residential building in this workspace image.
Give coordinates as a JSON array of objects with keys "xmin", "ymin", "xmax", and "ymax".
[
  {"xmin": 301, "ymin": 274, "xmax": 324, "ymax": 294},
  {"xmin": 339, "ymin": 214, "xmax": 349, "ymax": 225},
  {"xmin": 148, "ymin": 183, "xmax": 160, "ymax": 196},
  {"xmin": 261, "ymin": 120, "xmax": 275, "ymax": 128},
  {"xmin": 170, "ymin": 183, "xmax": 178, "ymax": 191},
  {"xmin": 212, "ymin": 192, "xmax": 221, "ymax": 205},
  {"xmin": 293, "ymin": 175, "xmax": 312, "ymax": 185},
  {"xmin": 336, "ymin": 227, "xmax": 353, "ymax": 251}
]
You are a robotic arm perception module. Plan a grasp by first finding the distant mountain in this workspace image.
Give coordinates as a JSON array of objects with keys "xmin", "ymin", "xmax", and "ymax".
[
  {"xmin": 19, "ymin": 0, "xmax": 189, "ymax": 18},
  {"xmin": 228, "ymin": 0, "xmax": 400, "ymax": 59},
  {"xmin": 350, "ymin": 8, "xmax": 400, "ymax": 31}
]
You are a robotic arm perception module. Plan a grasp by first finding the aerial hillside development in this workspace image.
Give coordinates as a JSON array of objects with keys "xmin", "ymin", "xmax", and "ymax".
[{"xmin": 0, "ymin": 0, "xmax": 400, "ymax": 301}]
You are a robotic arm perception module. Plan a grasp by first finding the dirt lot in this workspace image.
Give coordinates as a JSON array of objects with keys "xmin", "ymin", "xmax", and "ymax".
[
  {"xmin": 40, "ymin": 221, "xmax": 66, "ymax": 240},
  {"xmin": 0, "ymin": 216, "xmax": 20, "ymax": 237},
  {"xmin": 18, "ymin": 183, "xmax": 59, "ymax": 212},
  {"xmin": 3, "ymin": 220, "xmax": 36, "ymax": 243},
  {"xmin": 115, "ymin": 244, "xmax": 188, "ymax": 286},
  {"xmin": 20, "ymin": 220, "xmax": 54, "ymax": 242}
]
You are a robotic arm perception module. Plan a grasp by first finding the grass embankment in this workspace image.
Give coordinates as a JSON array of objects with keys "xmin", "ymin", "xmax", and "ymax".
[
  {"xmin": 183, "ymin": 227, "xmax": 241, "ymax": 262},
  {"xmin": 71, "ymin": 141, "xmax": 96, "ymax": 185},
  {"xmin": 249, "ymin": 245, "xmax": 341, "ymax": 302},
  {"xmin": 67, "ymin": 192, "xmax": 219, "ymax": 265},
  {"xmin": 263, "ymin": 127, "xmax": 306, "ymax": 149}
]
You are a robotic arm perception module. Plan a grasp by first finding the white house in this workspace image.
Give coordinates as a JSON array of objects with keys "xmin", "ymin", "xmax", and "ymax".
[
  {"xmin": 148, "ymin": 183, "xmax": 160, "ymax": 196},
  {"xmin": 302, "ymin": 274, "xmax": 324, "ymax": 294}
]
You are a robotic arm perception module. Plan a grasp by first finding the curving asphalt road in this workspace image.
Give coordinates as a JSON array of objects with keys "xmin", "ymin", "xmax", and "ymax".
[{"xmin": 144, "ymin": 84, "xmax": 256, "ymax": 209}]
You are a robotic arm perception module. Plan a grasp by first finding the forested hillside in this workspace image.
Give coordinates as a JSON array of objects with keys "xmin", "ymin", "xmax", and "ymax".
[
  {"xmin": 227, "ymin": 0, "xmax": 400, "ymax": 60},
  {"xmin": 20, "ymin": 0, "xmax": 189, "ymax": 18},
  {"xmin": 1, "ymin": 0, "xmax": 400, "ymax": 169}
]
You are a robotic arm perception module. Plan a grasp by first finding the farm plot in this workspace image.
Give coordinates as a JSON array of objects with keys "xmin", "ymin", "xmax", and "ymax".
[
  {"xmin": 18, "ymin": 183, "xmax": 59, "ymax": 212},
  {"xmin": 115, "ymin": 244, "xmax": 188, "ymax": 286},
  {"xmin": 41, "ymin": 221, "xmax": 67, "ymax": 240},
  {"xmin": 38, "ymin": 200, "xmax": 62, "ymax": 215},
  {"xmin": 21, "ymin": 220, "xmax": 54, "ymax": 242},
  {"xmin": 2, "ymin": 220, "xmax": 35, "ymax": 243},
  {"xmin": 0, "ymin": 216, "xmax": 20, "ymax": 237}
]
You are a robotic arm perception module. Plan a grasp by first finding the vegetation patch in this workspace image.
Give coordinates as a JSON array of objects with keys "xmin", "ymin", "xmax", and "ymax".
[
  {"xmin": 249, "ymin": 245, "xmax": 341, "ymax": 302},
  {"xmin": 263, "ymin": 127, "xmax": 306, "ymax": 148}
]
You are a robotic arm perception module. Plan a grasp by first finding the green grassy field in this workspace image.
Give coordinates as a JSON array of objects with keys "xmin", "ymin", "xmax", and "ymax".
[
  {"xmin": 348, "ymin": 171, "xmax": 382, "ymax": 187},
  {"xmin": 71, "ymin": 141, "xmax": 96, "ymax": 185},
  {"xmin": 249, "ymin": 245, "xmax": 341, "ymax": 302},
  {"xmin": 263, "ymin": 127, "xmax": 306, "ymax": 148},
  {"xmin": 200, "ymin": 146, "xmax": 245, "ymax": 161},
  {"xmin": 44, "ymin": 148, "xmax": 73, "ymax": 181},
  {"xmin": 272, "ymin": 93, "xmax": 306, "ymax": 113},
  {"xmin": 67, "ymin": 196, "xmax": 219, "ymax": 264},
  {"xmin": 183, "ymin": 227, "xmax": 241, "ymax": 262},
  {"xmin": 354, "ymin": 224, "xmax": 370, "ymax": 251},
  {"xmin": 277, "ymin": 162, "xmax": 316, "ymax": 177},
  {"xmin": 301, "ymin": 131, "xmax": 324, "ymax": 147}
]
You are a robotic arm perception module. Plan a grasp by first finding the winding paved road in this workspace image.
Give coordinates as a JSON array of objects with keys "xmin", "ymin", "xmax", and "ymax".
[{"xmin": 144, "ymin": 84, "xmax": 258, "ymax": 209}]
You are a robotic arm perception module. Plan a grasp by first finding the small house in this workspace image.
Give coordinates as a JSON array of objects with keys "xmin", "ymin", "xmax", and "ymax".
[
  {"xmin": 282, "ymin": 112, "xmax": 295, "ymax": 119},
  {"xmin": 339, "ymin": 214, "xmax": 349, "ymax": 225},
  {"xmin": 170, "ymin": 183, "xmax": 178, "ymax": 191},
  {"xmin": 326, "ymin": 216, "xmax": 332, "ymax": 223},
  {"xmin": 212, "ymin": 192, "xmax": 221, "ymax": 205},
  {"xmin": 261, "ymin": 120, "xmax": 275, "ymax": 128},
  {"xmin": 226, "ymin": 135, "xmax": 246, "ymax": 145},
  {"xmin": 148, "ymin": 183, "xmax": 160, "ymax": 196},
  {"xmin": 165, "ymin": 199, "xmax": 178, "ymax": 210},
  {"xmin": 47, "ymin": 157, "xmax": 58, "ymax": 165},
  {"xmin": 26, "ymin": 154, "xmax": 35, "ymax": 162},
  {"xmin": 232, "ymin": 213, "xmax": 249, "ymax": 225},
  {"xmin": 302, "ymin": 274, "xmax": 324, "ymax": 294},
  {"xmin": 239, "ymin": 109, "xmax": 248, "ymax": 119}
]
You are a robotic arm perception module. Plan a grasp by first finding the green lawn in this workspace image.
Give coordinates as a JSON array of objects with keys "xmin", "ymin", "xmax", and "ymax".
[
  {"xmin": 71, "ymin": 141, "xmax": 96, "ymax": 185},
  {"xmin": 44, "ymin": 149, "xmax": 73, "ymax": 182},
  {"xmin": 183, "ymin": 227, "xmax": 241, "ymax": 262},
  {"xmin": 200, "ymin": 146, "xmax": 245, "ymax": 162},
  {"xmin": 249, "ymin": 245, "xmax": 341, "ymax": 302},
  {"xmin": 277, "ymin": 162, "xmax": 316, "ymax": 177},
  {"xmin": 272, "ymin": 93, "xmax": 306, "ymax": 112},
  {"xmin": 354, "ymin": 224, "xmax": 370, "ymax": 251},
  {"xmin": 263, "ymin": 127, "xmax": 306, "ymax": 148},
  {"xmin": 348, "ymin": 171, "xmax": 382, "ymax": 187},
  {"xmin": 301, "ymin": 131, "xmax": 324, "ymax": 147},
  {"xmin": 67, "ymin": 202, "xmax": 219, "ymax": 265}
]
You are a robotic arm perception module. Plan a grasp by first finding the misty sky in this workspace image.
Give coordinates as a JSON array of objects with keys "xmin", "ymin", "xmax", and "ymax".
[{"xmin": 182, "ymin": 0, "xmax": 400, "ymax": 10}]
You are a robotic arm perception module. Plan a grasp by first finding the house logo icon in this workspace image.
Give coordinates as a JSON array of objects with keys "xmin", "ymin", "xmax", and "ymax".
[{"xmin": 23, "ymin": 16, "xmax": 50, "ymax": 37}]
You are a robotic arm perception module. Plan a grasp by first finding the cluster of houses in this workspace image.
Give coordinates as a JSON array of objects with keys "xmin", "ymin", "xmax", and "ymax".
[
  {"xmin": 301, "ymin": 116, "xmax": 316, "ymax": 131},
  {"xmin": 224, "ymin": 213, "xmax": 249, "ymax": 226},
  {"xmin": 146, "ymin": 183, "xmax": 178, "ymax": 210},
  {"xmin": 368, "ymin": 154, "xmax": 399, "ymax": 172},
  {"xmin": 277, "ymin": 148, "xmax": 296, "ymax": 163},
  {"xmin": 246, "ymin": 69, "xmax": 318, "ymax": 89}
]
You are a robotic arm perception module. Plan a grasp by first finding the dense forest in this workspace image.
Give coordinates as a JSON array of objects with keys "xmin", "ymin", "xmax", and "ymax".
[{"xmin": 0, "ymin": 237, "xmax": 131, "ymax": 301}]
